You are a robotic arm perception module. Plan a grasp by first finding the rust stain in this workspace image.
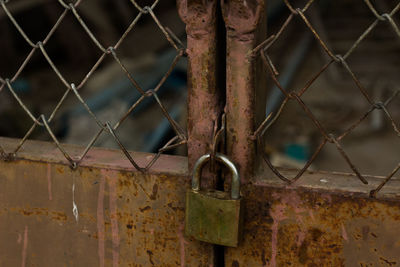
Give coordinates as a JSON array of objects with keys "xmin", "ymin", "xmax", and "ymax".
[
  {"xmin": 0, "ymin": 142, "xmax": 213, "ymax": 265},
  {"xmin": 9, "ymin": 208, "xmax": 67, "ymax": 221},
  {"xmin": 78, "ymin": 212, "xmax": 96, "ymax": 223},
  {"xmin": 56, "ymin": 166, "xmax": 64, "ymax": 174},
  {"xmin": 139, "ymin": 206, "xmax": 151, "ymax": 212},
  {"xmin": 150, "ymin": 184, "xmax": 158, "ymax": 200},
  {"xmin": 118, "ymin": 178, "xmax": 132, "ymax": 188},
  {"xmin": 226, "ymin": 185, "xmax": 400, "ymax": 265}
]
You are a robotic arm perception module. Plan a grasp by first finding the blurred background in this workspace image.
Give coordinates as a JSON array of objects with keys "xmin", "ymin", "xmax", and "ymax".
[
  {"xmin": 0, "ymin": 0, "xmax": 399, "ymax": 176},
  {"xmin": 0, "ymin": 0, "xmax": 188, "ymax": 155},
  {"xmin": 263, "ymin": 0, "xmax": 400, "ymax": 177}
]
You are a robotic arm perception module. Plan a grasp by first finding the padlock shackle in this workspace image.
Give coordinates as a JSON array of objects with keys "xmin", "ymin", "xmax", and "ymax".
[{"xmin": 192, "ymin": 153, "xmax": 240, "ymax": 200}]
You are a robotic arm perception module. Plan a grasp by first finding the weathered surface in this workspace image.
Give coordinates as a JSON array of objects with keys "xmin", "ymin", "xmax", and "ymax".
[
  {"xmin": 185, "ymin": 189, "xmax": 243, "ymax": 247},
  {"xmin": 225, "ymin": 170, "xmax": 400, "ymax": 266},
  {"xmin": 2, "ymin": 137, "xmax": 400, "ymax": 265},
  {"xmin": 177, "ymin": 0, "xmax": 224, "ymax": 188},
  {"xmin": 222, "ymin": 0, "xmax": 267, "ymax": 181},
  {"xmin": 0, "ymin": 137, "xmax": 212, "ymax": 266}
]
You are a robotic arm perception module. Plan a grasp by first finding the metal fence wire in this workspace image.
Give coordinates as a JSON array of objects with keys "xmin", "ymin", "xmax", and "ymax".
[
  {"xmin": 1, "ymin": 0, "xmax": 400, "ymax": 198},
  {"xmin": 253, "ymin": 0, "xmax": 400, "ymax": 197},
  {"xmin": 0, "ymin": 0, "xmax": 187, "ymax": 172}
]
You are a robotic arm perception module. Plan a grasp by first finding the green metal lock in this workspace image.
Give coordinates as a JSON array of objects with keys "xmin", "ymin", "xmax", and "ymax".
[{"xmin": 185, "ymin": 153, "xmax": 243, "ymax": 247}]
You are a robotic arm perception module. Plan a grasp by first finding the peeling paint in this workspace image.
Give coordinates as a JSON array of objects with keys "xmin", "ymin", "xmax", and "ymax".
[
  {"xmin": 21, "ymin": 226, "xmax": 28, "ymax": 267},
  {"xmin": 342, "ymin": 224, "xmax": 348, "ymax": 242},
  {"xmin": 178, "ymin": 223, "xmax": 188, "ymax": 267},
  {"xmin": 97, "ymin": 174, "xmax": 106, "ymax": 267},
  {"xmin": 108, "ymin": 174, "xmax": 120, "ymax": 267},
  {"xmin": 46, "ymin": 164, "xmax": 52, "ymax": 201},
  {"xmin": 296, "ymin": 230, "xmax": 307, "ymax": 247},
  {"xmin": 226, "ymin": 185, "xmax": 400, "ymax": 266},
  {"xmin": 72, "ymin": 182, "xmax": 79, "ymax": 223},
  {"xmin": 268, "ymin": 204, "xmax": 287, "ymax": 267}
]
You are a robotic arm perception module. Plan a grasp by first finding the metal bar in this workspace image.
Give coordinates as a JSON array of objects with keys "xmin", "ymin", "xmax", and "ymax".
[
  {"xmin": 222, "ymin": 0, "xmax": 267, "ymax": 181},
  {"xmin": 177, "ymin": 0, "xmax": 223, "ymax": 187}
]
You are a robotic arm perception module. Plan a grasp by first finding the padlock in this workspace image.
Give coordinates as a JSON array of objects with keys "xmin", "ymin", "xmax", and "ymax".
[{"xmin": 185, "ymin": 153, "xmax": 243, "ymax": 247}]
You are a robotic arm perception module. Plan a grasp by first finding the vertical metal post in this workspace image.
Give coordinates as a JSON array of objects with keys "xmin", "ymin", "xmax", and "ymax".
[
  {"xmin": 222, "ymin": 0, "xmax": 267, "ymax": 181},
  {"xmin": 178, "ymin": 0, "xmax": 224, "ymax": 187}
]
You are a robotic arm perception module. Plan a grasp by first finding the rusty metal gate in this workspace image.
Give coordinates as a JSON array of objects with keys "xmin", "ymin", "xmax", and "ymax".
[{"xmin": 1, "ymin": 0, "xmax": 400, "ymax": 266}]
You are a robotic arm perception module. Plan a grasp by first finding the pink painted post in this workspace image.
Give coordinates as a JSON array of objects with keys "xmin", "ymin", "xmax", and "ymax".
[
  {"xmin": 221, "ymin": 0, "xmax": 267, "ymax": 181},
  {"xmin": 177, "ymin": 0, "xmax": 224, "ymax": 187}
]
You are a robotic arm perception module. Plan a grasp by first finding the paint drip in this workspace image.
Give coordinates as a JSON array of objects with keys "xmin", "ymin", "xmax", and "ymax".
[{"xmin": 72, "ymin": 178, "xmax": 79, "ymax": 223}]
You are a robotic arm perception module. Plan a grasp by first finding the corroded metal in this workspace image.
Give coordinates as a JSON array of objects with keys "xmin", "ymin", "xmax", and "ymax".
[
  {"xmin": 191, "ymin": 153, "xmax": 240, "ymax": 199},
  {"xmin": 2, "ymin": 137, "xmax": 400, "ymax": 265},
  {"xmin": 185, "ymin": 153, "xmax": 243, "ymax": 247},
  {"xmin": 177, "ymin": 0, "xmax": 224, "ymax": 188},
  {"xmin": 0, "ymin": 137, "xmax": 213, "ymax": 266},
  {"xmin": 225, "ymin": 169, "xmax": 400, "ymax": 266},
  {"xmin": 221, "ymin": 0, "xmax": 267, "ymax": 182},
  {"xmin": 185, "ymin": 189, "xmax": 243, "ymax": 247}
]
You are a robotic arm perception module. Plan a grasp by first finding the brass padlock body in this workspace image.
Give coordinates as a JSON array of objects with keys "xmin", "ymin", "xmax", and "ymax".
[{"xmin": 185, "ymin": 189, "xmax": 243, "ymax": 247}]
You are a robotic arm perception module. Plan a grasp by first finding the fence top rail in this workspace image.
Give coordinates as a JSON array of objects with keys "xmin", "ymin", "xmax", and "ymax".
[
  {"xmin": 254, "ymin": 168, "xmax": 400, "ymax": 200},
  {"xmin": 3, "ymin": 136, "xmax": 399, "ymax": 199},
  {"xmin": 0, "ymin": 137, "xmax": 188, "ymax": 176}
]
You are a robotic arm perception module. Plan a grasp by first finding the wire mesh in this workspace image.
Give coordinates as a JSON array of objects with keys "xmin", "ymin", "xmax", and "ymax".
[
  {"xmin": 253, "ymin": 0, "xmax": 400, "ymax": 197},
  {"xmin": 0, "ymin": 0, "xmax": 187, "ymax": 172}
]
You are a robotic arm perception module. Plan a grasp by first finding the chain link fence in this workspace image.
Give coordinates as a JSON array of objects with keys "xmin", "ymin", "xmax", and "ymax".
[
  {"xmin": 0, "ymin": 0, "xmax": 187, "ymax": 172},
  {"xmin": 253, "ymin": 0, "xmax": 400, "ymax": 197},
  {"xmin": 1, "ymin": 0, "xmax": 400, "ymax": 196}
]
